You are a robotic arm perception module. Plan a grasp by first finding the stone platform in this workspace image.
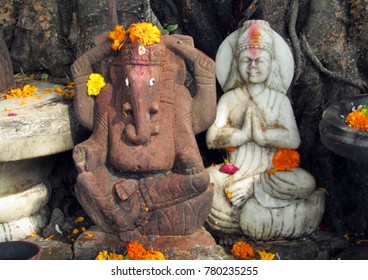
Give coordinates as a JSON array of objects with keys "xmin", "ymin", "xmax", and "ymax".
[
  {"xmin": 19, "ymin": 225, "xmax": 367, "ymax": 260},
  {"xmin": 72, "ymin": 226, "xmax": 233, "ymax": 260},
  {"xmin": 0, "ymin": 78, "xmax": 82, "ymax": 241}
]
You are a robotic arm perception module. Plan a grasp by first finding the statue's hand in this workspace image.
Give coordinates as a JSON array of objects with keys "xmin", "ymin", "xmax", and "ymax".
[
  {"xmin": 249, "ymin": 106, "xmax": 266, "ymax": 146},
  {"xmin": 73, "ymin": 141, "xmax": 102, "ymax": 173},
  {"xmin": 224, "ymin": 176, "xmax": 254, "ymax": 207}
]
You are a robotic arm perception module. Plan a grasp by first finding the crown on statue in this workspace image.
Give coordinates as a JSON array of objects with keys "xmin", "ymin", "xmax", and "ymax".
[{"xmin": 237, "ymin": 20, "xmax": 274, "ymax": 56}]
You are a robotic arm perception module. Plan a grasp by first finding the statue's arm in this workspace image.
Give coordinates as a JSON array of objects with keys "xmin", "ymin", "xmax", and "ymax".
[
  {"xmin": 73, "ymin": 85, "xmax": 111, "ymax": 173},
  {"xmin": 206, "ymin": 92, "xmax": 250, "ymax": 149},
  {"xmin": 162, "ymin": 34, "xmax": 216, "ymax": 134},
  {"xmin": 252, "ymin": 96, "xmax": 301, "ymax": 149},
  {"xmin": 71, "ymin": 34, "xmax": 111, "ymax": 130}
]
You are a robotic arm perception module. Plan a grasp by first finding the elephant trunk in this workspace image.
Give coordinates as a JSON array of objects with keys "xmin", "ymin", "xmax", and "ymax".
[{"xmin": 124, "ymin": 98, "xmax": 151, "ymax": 145}]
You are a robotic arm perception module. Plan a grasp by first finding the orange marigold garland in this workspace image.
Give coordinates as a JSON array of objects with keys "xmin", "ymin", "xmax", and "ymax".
[
  {"xmin": 231, "ymin": 241, "xmax": 255, "ymax": 260},
  {"xmin": 126, "ymin": 241, "xmax": 166, "ymax": 260},
  {"xmin": 128, "ymin": 22, "xmax": 161, "ymax": 46},
  {"xmin": 108, "ymin": 22, "xmax": 161, "ymax": 51},
  {"xmin": 108, "ymin": 25, "xmax": 127, "ymax": 51},
  {"xmin": 268, "ymin": 149, "xmax": 300, "ymax": 174},
  {"xmin": 346, "ymin": 105, "xmax": 368, "ymax": 130}
]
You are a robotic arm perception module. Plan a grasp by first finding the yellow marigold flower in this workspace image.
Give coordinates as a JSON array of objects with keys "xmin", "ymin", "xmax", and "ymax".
[
  {"xmin": 231, "ymin": 241, "xmax": 255, "ymax": 260},
  {"xmin": 128, "ymin": 22, "xmax": 161, "ymax": 46},
  {"xmin": 143, "ymin": 250, "xmax": 166, "ymax": 260},
  {"xmin": 108, "ymin": 25, "xmax": 127, "ymax": 51},
  {"xmin": 87, "ymin": 73, "xmax": 106, "ymax": 96},
  {"xmin": 257, "ymin": 250, "xmax": 276, "ymax": 260},
  {"xmin": 73, "ymin": 216, "xmax": 85, "ymax": 223},
  {"xmin": 268, "ymin": 149, "xmax": 300, "ymax": 174},
  {"xmin": 95, "ymin": 250, "xmax": 109, "ymax": 260}
]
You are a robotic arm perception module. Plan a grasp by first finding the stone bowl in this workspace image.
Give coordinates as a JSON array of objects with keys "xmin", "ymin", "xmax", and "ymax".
[
  {"xmin": 0, "ymin": 241, "xmax": 41, "ymax": 260},
  {"xmin": 319, "ymin": 94, "xmax": 368, "ymax": 162}
]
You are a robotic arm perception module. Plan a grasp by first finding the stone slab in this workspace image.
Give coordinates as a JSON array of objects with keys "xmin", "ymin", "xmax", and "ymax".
[
  {"xmin": 73, "ymin": 226, "xmax": 232, "ymax": 260},
  {"xmin": 0, "ymin": 79, "xmax": 79, "ymax": 161}
]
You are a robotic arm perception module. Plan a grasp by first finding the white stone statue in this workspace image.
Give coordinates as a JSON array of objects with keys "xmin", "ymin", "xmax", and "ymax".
[{"xmin": 206, "ymin": 20, "xmax": 325, "ymax": 242}]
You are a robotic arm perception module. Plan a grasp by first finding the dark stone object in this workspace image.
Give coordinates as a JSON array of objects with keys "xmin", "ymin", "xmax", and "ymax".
[
  {"xmin": 319, "ymin": 94, "xmax": 368, "ymax": 162},
  {"xmin": 0, "ymin": 241, "xmax": 41, "ymax": 260}
]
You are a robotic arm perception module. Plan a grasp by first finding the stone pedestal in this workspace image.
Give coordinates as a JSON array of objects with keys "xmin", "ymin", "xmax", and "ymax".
[
  {"xmin": 0, "ymin": 79, "xmax": 80, "ymax": 241},
  {"xmin": 73, "ymin": 226, "xmax": 232, "ymax": 260},
  {"xmin": 320, "ymin": 94, "xmax": 368, "ymax": 162}
]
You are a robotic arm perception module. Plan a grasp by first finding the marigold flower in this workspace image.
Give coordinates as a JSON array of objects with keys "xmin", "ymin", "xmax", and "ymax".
[
  {"xmin": 128, "ymin": 22, "xmax": 161, "ymax": 46},
  {"xmin": 87, "ymin": 73, "xmax": 106, "ymax": 96},
  {"xmin": 268, "ymin": 149, "xmax": 300, "ymax": 174},
  {"xmin": 7, "ymin": 84, "xmax": 38, "ymax": 99},
  {"xmin": 108, "ymin": 25, "xmax": 127, "ymax": 51},
  {"xmin": 126, "ymin": 241, "xmax": 166, "ymax": 260},
  {"xmin": 126, "ymin": 241, "xmax": 147, "ymax": 260},
  {"xmin": 257, "ymin": 250, "xmax": 276, "ymax": 260},
  {"xmin": 73, "ymin": 216, "xmax": 85, "ymax": 223},
  {"xmin": 142, "ymin": 251, "xmax": 166, "ymax": 260},
  {"xmin": 231, "ymin": 241, "xmax": 255, "ymax": 260},
  {"xmin": 346, "ymin": 107, "xmax": 368, "ymax": 130}
]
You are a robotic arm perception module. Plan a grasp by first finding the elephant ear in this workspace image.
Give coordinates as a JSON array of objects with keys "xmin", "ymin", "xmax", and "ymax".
[{"xmin": 164, "ymin": 34, "xmax": 194, "ymax": 85}]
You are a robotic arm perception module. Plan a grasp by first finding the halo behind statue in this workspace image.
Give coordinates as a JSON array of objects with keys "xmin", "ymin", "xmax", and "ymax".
[{"xmin": 216, "ymin": 20, "xmax": 294, "ymax": 91}]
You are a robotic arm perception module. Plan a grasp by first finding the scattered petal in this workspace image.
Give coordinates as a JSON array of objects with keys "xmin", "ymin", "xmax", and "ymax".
[
  {"xmin": 72, "ymin": 228, "xmax": 79, "ymax": 235},
  {"xmin": 87, "ymin": 232, "xmax": 95, "ymax": 238},
  {"xmin": 45, "ymin": 234, "xmax": 56, "ymax": 240},
  {"xmin": 257, "ymin": 250, "xmax": 276, "ymax": 260},
  {"xmin": 7, "ymin": 113, "xmax": 17, "ymax": 117},
  {"xmin": 73, "ymin": 216, "xmax": 85, "ymax": 223}
]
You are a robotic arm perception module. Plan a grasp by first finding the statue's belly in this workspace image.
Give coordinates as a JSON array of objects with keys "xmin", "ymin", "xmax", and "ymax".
[{"xmin": 108, "ymin": 133, "xmax": 175, "ymax": 173}]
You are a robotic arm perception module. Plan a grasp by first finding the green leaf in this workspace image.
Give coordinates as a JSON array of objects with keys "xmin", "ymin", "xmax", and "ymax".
[{"xmin": 165, "ymin": 24, "xmax": 178, "ymax": 33}]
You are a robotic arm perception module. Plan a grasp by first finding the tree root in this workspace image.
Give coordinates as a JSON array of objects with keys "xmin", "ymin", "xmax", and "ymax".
[
  {"xmin": 287, "ymin": 0, "xmax": 304, "ymax": 83},
  {"xmin": 301, "ymin": 32, "xmax": 368, "ymax": 93}
]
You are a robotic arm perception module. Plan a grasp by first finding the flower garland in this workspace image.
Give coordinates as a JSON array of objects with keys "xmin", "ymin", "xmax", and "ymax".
[
  {"xmin": 108, "ymin": 22, "xmax": 161, "ymax": 52},
  {"xmin": 231, "ymin": 241, "xmax": 276, "ymax": 260},
  {"xmin": 346, "ymin": 105, "xmax": 368, "ymax": 130},
  {"xmin": 267, "ymin": 148, "xmax": 300, "ymax": 174},
  {"xmin": 95, "ymin": 241, "xmax": 166, "ymax": 260}
]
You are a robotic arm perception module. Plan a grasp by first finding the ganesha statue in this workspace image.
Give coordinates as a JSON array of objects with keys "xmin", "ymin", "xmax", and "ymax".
[
  {"xmin": 71, "ymin": 22, "xmax": 216, "ymax": 242},
  {"xmin": 205, "ymin": 20, "xmax": 325, "ymax": 242}
]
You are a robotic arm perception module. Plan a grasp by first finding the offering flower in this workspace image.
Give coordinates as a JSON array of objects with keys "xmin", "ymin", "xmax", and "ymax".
[
  {"xmin": 219, "ymin": 146, "xmax": 239, "ymax": 175},
  {"xmin": 108, "ymin": 22, "xmax": 161, "ymax": 52},
  {"xmin": 346, "ymin": 105, "xmax": 368, "ymax": 130},
  {"xmin": 108, "ymin": 25, "xmax": 127, "ymax": 51},
  {"xmin": 87, "ymin": 73, "xmax": 106, "ymax": 96},
  {"xmin": 231, "ymin": 241, "xmax": 255, "ymax": 260},
  {"xmin": 268, "ymin": 149, "xmax": 300, "ymax": 174}
]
